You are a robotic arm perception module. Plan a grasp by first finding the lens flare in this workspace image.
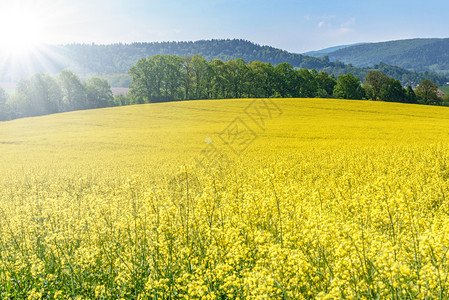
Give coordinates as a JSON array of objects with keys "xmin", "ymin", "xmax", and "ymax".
[{"xmin": 0, "ymin": 6, "xmax": 47, "ymax": 58}]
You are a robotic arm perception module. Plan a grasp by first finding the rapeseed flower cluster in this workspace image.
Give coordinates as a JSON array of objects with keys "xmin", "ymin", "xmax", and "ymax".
[{"xmin": 0, "ymin": 98, "xmax": 449, "ymax": 298}]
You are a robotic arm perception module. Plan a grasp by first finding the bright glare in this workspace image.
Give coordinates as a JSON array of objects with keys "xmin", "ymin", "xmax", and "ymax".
[{"xmin": 0, "ymin": 5, "xmax": 47, "ymax": 58}]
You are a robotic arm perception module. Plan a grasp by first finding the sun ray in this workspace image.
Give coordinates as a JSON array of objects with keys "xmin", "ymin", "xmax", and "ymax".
[{"xmin": 0, "ymin": 1, "xmax": 77, "ymax": 82}]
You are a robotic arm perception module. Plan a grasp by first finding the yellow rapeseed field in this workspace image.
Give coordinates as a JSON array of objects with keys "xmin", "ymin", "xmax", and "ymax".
[{"xmin": 1, "ymin": 98, "xmax": 449, "ymax": 299}]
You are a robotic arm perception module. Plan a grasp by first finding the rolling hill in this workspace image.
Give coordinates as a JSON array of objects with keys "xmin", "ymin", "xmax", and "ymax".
[
  {"xmin": 1, "ymin": 39, "xmax": 447, "ymax": 86},
  {"xmin": 2, "ymin": 98, "xmax": 449, "ymax": 297},
  {"xmin": 306, "ymin": 38, "xmax": 449, "ymax": 76},
  {"xmin": 302, "ymin": 42, "xmax": 366, "ymax": 57},
  {"xmin": 1, "ymin": 39, "xmax": 329, "ymax": 83}
]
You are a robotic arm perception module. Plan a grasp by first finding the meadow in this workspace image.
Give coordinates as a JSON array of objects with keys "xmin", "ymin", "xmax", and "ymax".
[
  {"xmin": 1, "ymin": 98, "xmax": 449, "ymax": 299},
  {"xmin": 440, "ymin": 86, "xmax": 449, "ymax": 96}
]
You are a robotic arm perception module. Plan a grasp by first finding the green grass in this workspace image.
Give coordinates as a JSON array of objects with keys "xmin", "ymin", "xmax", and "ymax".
[{"xmin": 440, "ymin": 86, "xmax": 449, "ymax": 95}]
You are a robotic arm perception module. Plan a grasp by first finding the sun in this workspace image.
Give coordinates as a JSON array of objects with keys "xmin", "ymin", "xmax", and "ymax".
[
  {"xmin": 0, "ymin": 1, "xmax": 76, "ymax": 81},
  {"xmin": 0, "ymin": 5, "xmax": 48, "ymax": 58}
]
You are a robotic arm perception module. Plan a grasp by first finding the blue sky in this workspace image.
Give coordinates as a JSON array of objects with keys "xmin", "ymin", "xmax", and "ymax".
[{"xmin": 7, "ymin": 0, "xmax": 449, "ymax": 53}]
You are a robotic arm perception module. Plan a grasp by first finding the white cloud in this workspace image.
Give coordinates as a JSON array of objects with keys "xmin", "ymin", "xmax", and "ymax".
[
  {"xmin": 341, "ymin": 17, "xmax": 356, "ymax": 28},
  {"xmin": 335, "ymin": 27, "xmax": 353, "ymax": 35},
  {"xmin": 318, "ymin": 17, "xmax": 355, "ymax": 37}
]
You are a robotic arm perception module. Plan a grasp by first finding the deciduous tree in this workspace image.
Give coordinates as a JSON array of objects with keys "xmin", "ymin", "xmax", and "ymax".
[
  {"xmin": 58, "ymin": 70, "xmax": 87, "ymax": 111},
  {"xmin": 315, "ymin": 71, "xmax": 337, "ymax": 98},
  {"xmin": 333, "ymin": 74, "xmax": 365, "ymax": 100},
  {"xmin": 85, "ymin": 78, "xmax": 114, "ymax": 108},
  {"xmin": 405, "ymin": 86, "xmax": 417, "ymax": 103},
  {"xmin": 8, "ymin": 74, "xmax": 61, "ymax": 117},
  {"xmin": 128, "ymin": 57, "xmax": 155, "ymax": 103},
  {"xmin": 379, "ymin": 78, "xmax": 407, "ymax": 102},
  {"xmin": 364, "ymin": 71, "xmax": 390, "ymax": 100},
  {"xmin": 415, "ymin": 79, "xmax": 441, "ymax": 105},
  {"xmin": 0, "ymin": 88, "xmax": 9, "ymax": 120}
]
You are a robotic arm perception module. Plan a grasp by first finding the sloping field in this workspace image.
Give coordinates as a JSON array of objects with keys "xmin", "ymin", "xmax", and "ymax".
[
  {"xmin": 440, "ymin": 86, "xmax": 449, "ymax": 95},
  {"xmin": 1, "ymin": 98, "xmax": 449, "ymax": 298}
]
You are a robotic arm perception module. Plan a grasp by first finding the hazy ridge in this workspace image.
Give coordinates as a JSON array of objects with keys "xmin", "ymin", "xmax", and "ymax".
[
  {"xmin": 0, "ymin": 39, "xmax": 447, "ymax": 87},
  {"xmin": 307, "ymin": 38, "xmax": 449, "ymax": 76}
]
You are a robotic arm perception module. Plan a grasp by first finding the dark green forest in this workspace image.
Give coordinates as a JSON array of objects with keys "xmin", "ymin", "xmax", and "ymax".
[
  {"xmin": 59, "ymin": 40, "xmax": 449, "ymax": 86},
  {"xmin": 308, "ymin": 38, "xmax": 449, "ymax": 75},
  {"xmin": 1, "ymin": 39, "xmax": 447, "ymax": 87}
]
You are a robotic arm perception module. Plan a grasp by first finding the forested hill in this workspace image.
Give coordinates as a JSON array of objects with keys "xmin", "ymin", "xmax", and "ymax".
[
  {"xmin": 307, "ymin": 38, "xmax": 449, "ymax": 75},
  {"xmin": 1, "ymin": 39, "xmax": 448, "ymax": 86},
  {"xmin": 303, "ymin": 43, "xmax": 366, "ymax": 57},
  {"xmin": 49, "ymin": 39, "xmax": 335, "ymax": 77}
]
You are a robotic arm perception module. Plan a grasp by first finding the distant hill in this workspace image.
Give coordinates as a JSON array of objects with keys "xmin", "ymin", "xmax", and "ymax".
[
  {"xmin": 303, "ymin": 43, "xmax": 366, "ymax": 57},
  {"xmin": 0, "ymin": 39, "xmax": 447, "ymax": 87},
  {"xmin": 307, "ymin": 38, "xmax": 449, "ymax": 76},
  {"xmin": 52, "ymin": 40, "xmax": 327, "ymax": 74},
  {"xmin": 0, "ymin": 40, "xmax": 332, "ymax": 83}
]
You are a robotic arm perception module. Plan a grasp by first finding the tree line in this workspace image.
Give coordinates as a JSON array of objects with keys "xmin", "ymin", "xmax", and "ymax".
[
  {"xmin": 0, "ymin": 71, "xmax": 117, "ymax": 121},
  {"xmin": 0, "ymin": 55, "xmax": 447, "ymax": 122},
  {"xmin": 128, "ymin": 54, "xmax": 447, "ymax": 105},
  {"xmin": 63, "ymin": 40, "xmax": 448, "ymax": 87},
  {"xmin": 4, "ymin": 39, "xmax": 445, "ymax": 87},
  {"xmin": 127, "ymin": 54, "xmax": 337, "ymax": 102}
]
